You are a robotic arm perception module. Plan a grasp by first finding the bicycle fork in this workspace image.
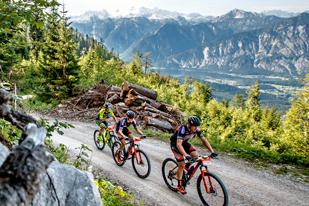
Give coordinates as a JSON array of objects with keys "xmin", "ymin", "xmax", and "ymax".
[
  {"xmin": 132, "ymin": 147, "xmax": 144, "ymax": 165},
  {"xmin": 201, "ymin": 168, "xmax": 216, "ymax": 194}
]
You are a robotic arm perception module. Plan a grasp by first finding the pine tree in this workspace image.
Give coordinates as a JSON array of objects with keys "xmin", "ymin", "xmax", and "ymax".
[
  {"xmin": 130, "ymin": 50, "xmax": 143, "ymax": 75},
  {"xmin": 231, "ymin": 94, "xmax": 246, "ymax": 109},
  {"xmin": 283, "ymin": 74, "xmax": 309, "ymax": 157},
  {"xmin": 36, "ymin": 5, "xmax": 80, "ymax": 102},
  {"xmin": 143, "ymin": 52, "xmax": 154, "ymax": 74},
  {"xmin": 246, "ymin": 82, "xmax": 262, "ymax": 122}
]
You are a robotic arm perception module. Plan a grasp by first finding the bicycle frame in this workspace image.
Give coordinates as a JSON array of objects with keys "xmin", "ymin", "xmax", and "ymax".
[
  {"xmin": 123, "ymin": 137, "xmax": 142, "ymax": 160},
  {"xmin": 183, "ymin": 156, "xmax": 213, "ymax": 191}
]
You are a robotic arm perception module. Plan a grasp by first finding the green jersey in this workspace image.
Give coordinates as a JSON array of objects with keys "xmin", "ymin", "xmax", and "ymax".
[{"xmin": 96, "ymin": 108, "xmax": 114, "ymax": 120}]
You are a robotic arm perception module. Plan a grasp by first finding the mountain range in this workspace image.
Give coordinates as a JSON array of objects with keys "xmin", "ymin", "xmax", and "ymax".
[{"xmin": 70, "ymin": 8, "xmax": 309, "ymax": 77}]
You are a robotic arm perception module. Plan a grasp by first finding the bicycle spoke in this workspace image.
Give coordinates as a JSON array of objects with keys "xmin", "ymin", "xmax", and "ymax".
[
  {"xmin": 94, "ymin": 130, "xmax": 105, "ymax": 150},
  {"xmin": 132, "ymin": 149, "xmax": 151, "ymax": 179},
  {"xmin": 162, "ymin": 158, "xmax": 179, "ymax": 192},
  {"xmin": 197, "ymin": 172, "xmax": 229, "ymax": 206}
]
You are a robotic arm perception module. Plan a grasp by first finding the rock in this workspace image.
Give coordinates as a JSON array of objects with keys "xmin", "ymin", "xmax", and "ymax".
[{"xmin": 0, "ymin": 143, "xmax": 102, "ymax": 206}]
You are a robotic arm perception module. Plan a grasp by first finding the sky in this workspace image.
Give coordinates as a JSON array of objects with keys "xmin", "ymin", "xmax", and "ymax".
[{"xmin": 63, "ymin": 0, "xmax": 309, "ymax": 17}]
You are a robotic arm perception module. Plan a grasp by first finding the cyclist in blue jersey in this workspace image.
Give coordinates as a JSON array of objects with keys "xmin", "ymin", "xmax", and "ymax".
[
  {"xmin": 170, "ymin": 116, "xmax": 218, "ymax": 194},
  {"xmin": 115, "ymin": 110, "xmax": 145, "ymax": 160}
]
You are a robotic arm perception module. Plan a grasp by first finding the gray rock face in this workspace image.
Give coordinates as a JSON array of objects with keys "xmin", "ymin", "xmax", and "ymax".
[
  {"xmin": 0, "ymin": 143, "xmax": 102, "ymax": 206},
  {"xmin": 0, "ymin": 144, "xmax": 9, "ymax": 167},
  {"xmin": 160, "ymin": 13, "xmax": 309, "ymax": 76}
]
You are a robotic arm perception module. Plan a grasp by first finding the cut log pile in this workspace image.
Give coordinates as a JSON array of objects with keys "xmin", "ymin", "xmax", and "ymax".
[{"xmin": 46, "ymin": 81, "xmax": 182, "ymax": 133}]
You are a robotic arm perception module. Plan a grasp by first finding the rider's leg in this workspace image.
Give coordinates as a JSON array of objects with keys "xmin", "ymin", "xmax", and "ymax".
[
  {"xmin": 189, "ymin": 150, "xmax": 198, "ymax": 158},
  {"xmin": 177, "ymin": 161, "xmax": 186, "ymax": 181},
  {"xmin": 177, "ymin": 160, "xmax": 187, "ymax": 194},
  {"xmin": 127, "ymin": 133, "xmax": 134, "ymax": 154},
  {"xmin": 118, "ymin": 138, "xmax": 126, "ymax": 152},
  {"xmin": 100, "ymin": 121, "xmax": 108, "ymax": 137}
]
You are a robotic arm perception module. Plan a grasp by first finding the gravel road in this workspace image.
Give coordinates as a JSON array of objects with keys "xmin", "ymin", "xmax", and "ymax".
[{"xmin": 33, "ymin": 113, "xmax": 309, "ymax": 206}]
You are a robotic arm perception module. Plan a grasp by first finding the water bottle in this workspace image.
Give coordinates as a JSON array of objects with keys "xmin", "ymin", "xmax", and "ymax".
[{"xmin": 187, "ymin": 165, "xmax": 195, "ymax": 176}]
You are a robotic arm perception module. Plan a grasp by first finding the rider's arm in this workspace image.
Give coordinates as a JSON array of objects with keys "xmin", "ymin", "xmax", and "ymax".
[
  {"xmin": 98, "ymin": 109, "xmax": 107, "ymax": 122},
  {"xmin": 110, "ymin": 110, "xmax": 117, "ymax": 123},
  {"xmin": 200, "ymin": 137, "xmax": 214, "ymax": 153},
  {"xmin": 100, "ymin": 117, "xmax": 108, "ymax": 122},
  {"xmin": 118, "ymin": 129, "xmax": 126, "ymax": 138},
  {"xmin": 135, "ymin": 128, "xmax": 143, "ymax": 136},
  {"xmin": 112, "ymin": 115, "xmax": 117, "ymax": 123},
  {"xmin": 177, "ymin": 139, "xmax": 189, "ymax": 157}
]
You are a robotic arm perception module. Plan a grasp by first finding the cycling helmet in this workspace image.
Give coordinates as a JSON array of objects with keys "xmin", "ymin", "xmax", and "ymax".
[
  {"xmin": 126, "ymin": 110, "xmax": 135, "ymax": 118},
  {"xmin": 104, "ymin": 102, "xmax": 112, "ymax": 109},
  {"xmin": 188, "ymin": 116, "xmax": 200, "ymax": 126}
]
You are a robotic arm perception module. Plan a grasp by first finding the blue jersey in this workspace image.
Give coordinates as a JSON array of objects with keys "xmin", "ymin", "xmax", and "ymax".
[
  {"xmin": 116, "ymin": 117, "xmax": 137, "ymax": 131},
  {"xmin": 170, "ymin": 125, "xmax": 203, "ymax": 144}
]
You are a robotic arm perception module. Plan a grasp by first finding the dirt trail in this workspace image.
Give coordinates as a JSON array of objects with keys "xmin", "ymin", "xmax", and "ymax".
[{"xmin": 34, "ymin": 113, "xmax": 309, "ymax": 206}]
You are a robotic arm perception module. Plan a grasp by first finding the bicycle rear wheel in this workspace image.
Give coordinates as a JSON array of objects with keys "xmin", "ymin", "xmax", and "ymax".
[
  {"xmin": 197, "ymin": 171, "xmax": 229, "ymax": 206},
  {"xmin": 111, "ymin": 141, "xmax": 126, "ymax": 166},
  {"xmin": 162, "ymin": 158, "xmax": 179, "ymax": 192},
  {"xmin": 94, "ymin": 130, "xmax": 105, "ymax": 150},
  {"xmin": 132, "ymin": 149, "xmax": 151, "ymax": 179}
]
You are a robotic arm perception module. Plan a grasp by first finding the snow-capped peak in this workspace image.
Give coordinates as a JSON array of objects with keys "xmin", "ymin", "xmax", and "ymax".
[
  {"xmin": 70, "ymin": 7, "xmax": 213, "ymax": 23},
  {"xmin": 212, "ymin": 9, "xmax": 264, "ymax": 22}
]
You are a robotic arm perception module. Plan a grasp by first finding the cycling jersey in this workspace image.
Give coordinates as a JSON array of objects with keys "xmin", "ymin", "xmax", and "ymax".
[
  {"xmin": 170, "ymin": 125, "xmax": 203, "ymax": 144},
  {"xmin": 116, "ymin": 117, "xmax": 137, "ymax": 132},
  {"xmin": 96, "ymin": 108, "xmax": 114, "ymax": 120}
]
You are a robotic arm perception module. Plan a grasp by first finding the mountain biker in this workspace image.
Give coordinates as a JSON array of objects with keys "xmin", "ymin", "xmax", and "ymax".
[
  {"xmin": 170, "ymin": 116, "xmax": 218, "ymax": 194},
  {"xmin": 115, "ymin": 110, "xmax": 145, "ymax": 161},
  {"xmin": 96, "ymin": 102, "xmax": 118, "ymax": 142}
]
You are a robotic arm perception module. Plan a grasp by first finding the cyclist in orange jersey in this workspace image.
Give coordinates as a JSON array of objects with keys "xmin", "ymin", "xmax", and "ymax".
[{"xmin": 170, "ymin": 116, "xmax": 218, "ymax": 194}]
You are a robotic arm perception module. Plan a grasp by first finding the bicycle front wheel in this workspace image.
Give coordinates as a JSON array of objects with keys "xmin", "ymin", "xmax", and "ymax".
[
  {"xmin": 132, "ymin": 149, "xmax": 151, "ymax": 179},
  {"xmin": 94, "ymin": 130, "xmax": 105, "ymax": 150},
  {"xmin": 111, "ymin": 141, "xmax": 126, "ymax": 167},
  {"xmin": 197, "ymin": 171, "xmax": 229, "ymax": 206},
  {"xmin": 162, "ymin": 158, "xmax": 179, "ymax": 192}
]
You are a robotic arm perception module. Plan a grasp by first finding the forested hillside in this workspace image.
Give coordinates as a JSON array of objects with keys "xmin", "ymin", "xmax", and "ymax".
[{"xmin": 1, "ymin": 0, "xmax": 309, "ymax": 201}]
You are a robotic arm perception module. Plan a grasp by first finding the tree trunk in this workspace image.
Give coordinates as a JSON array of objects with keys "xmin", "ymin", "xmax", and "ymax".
[{"xmin": 122, "ymin": 81, "xmax": 158, "ymax": 100}]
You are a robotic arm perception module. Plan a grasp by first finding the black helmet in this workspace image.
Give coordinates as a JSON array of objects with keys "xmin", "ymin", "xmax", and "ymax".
[
  {"xmin": 126, "ymin": 110, "xmax": 135, "ymax": 118},
  {"xmin": 188, "ymin": 116, "xmax": 200, "ymax": 126},
  {"xmin": 104, "ymin": 102, "xmax": 112, "ymax": 109}
]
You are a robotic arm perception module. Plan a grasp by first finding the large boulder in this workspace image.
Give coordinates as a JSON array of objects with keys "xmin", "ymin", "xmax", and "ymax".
[{"xmin": 0, "ymin": 142, "xmax": 102, "ymax": 206}]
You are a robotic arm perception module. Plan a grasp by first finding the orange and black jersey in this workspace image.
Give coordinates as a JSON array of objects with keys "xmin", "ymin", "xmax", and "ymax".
[
  {"xmin": 116, "ymin": 117, "xmax": 137, "ymax": 132},
  {"xmin": 170, "ymin": 125, "xmax": 203, "ymax": 144}
]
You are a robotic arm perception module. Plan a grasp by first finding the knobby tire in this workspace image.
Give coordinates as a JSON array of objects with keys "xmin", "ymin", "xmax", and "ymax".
[
  {"xmin": 197, "ymin": 171, "xmax": 229, "ymax": 206},
  {"xmin": 111, "ymin": 141, "xmax": 126, "ymax": 167},
  {"xmin": 132, "ymin": 149, "xmax": 151, "ymax": 179},
  {"xmin": 94, "ymin": 130, "xmax": 105, "ymax": 150}
]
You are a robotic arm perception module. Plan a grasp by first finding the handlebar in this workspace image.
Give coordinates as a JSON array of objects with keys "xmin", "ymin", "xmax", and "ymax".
[{"xmin": 184, "ymin": 155, "xmax": 217, "ymax": 164}]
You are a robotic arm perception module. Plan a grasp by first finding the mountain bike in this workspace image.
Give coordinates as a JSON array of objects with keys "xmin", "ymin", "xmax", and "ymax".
[
  {"xmin": 94, "ymin": 125, "xmax": 118, "ymax": 151},
  {"xmin": 162, "ymin": 155, "xmax": 229, "ymax": 206},
  {"xmin": 112, "ymin": 136, "xmax": 151, "ymax": 179}
]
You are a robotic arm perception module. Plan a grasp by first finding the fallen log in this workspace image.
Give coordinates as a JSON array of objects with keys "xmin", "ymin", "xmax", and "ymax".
[
  {"xmin": 108, "ymin": 94, "xmax": 121, "ymax": 104},
  {"xmin": 144, "ymin": 103, "xmax": 173, "ymax": 118},
  {"xmin": 122, "ymin": 81, "xmax": 158, "ymax": 100},
  {"xmin": 143, "ymin": 116, "xmax": 173, "ymax": 131},
  {"xmin": 110, "ymin": 86, "xmax": 122, "ymax": 93}
]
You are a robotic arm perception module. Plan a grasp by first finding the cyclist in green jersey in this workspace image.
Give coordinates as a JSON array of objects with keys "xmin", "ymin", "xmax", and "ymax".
[{"xmin": 96, "ymin": 102, "xmax": 117, "ymax": 141}]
